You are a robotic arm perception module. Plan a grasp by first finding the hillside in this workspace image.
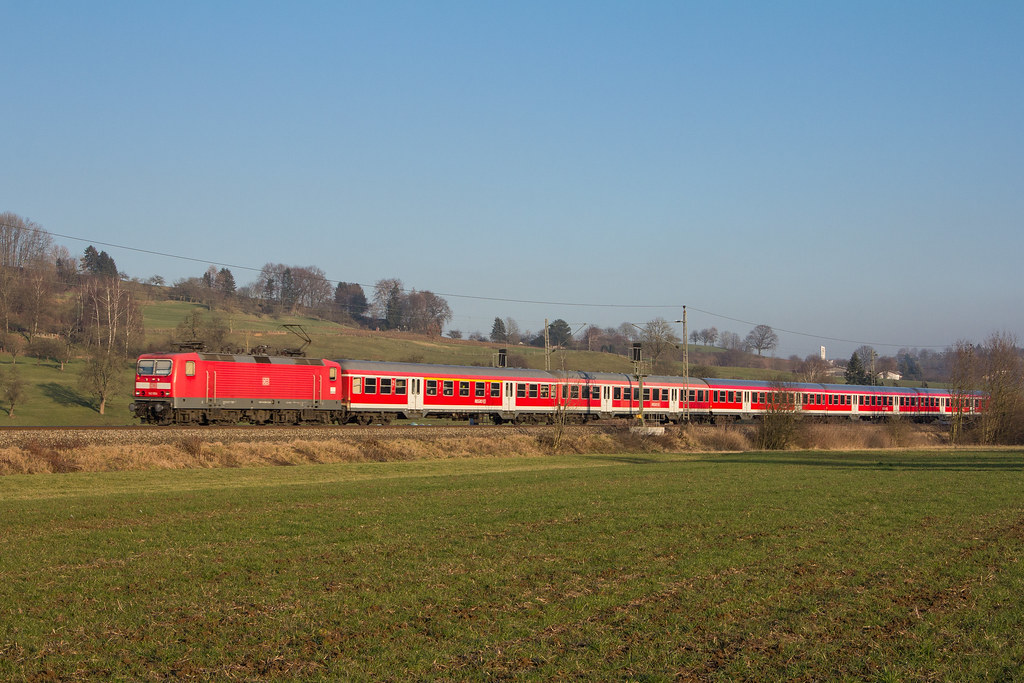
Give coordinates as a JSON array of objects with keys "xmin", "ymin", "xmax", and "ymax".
[{"xmin": 0, "ymin": 300, "xmax": 792, "ymax": 427}]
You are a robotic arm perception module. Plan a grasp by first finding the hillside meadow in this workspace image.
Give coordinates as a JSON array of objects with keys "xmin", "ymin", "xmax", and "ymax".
[
  {"xmin": 2, "ymin": 449, "xmax": 1022, "ymax": 680},
  {"xmin": 2, "ymin": 298, "xmax": 894, "ymax": 428}
]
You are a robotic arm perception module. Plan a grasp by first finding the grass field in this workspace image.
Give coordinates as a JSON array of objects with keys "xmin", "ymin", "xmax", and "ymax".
[{"xmin": 2, "ymin": 449, "xmax": 1022, "ymax": 680}]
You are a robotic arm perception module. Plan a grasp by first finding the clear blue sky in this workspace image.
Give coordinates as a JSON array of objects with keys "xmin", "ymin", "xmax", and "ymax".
[{"xmin": 3, "ymin": 1, "xmax": 1021, "ymax": 358}]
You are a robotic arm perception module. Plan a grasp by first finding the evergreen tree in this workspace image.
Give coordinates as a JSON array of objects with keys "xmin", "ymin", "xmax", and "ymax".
[
  {"xmin": 490, "ymin": 317, "xmax": 507, "ymax": 343},
  {"xmin": 334, "ymin": 282, "xmax": 368, "ymax": 319},
  {"xmin": 82, "ymin": 246, "xmax": 118, "ymax": 278},
  {"xmin": 215, "ymin": 268, "xmax": 236, "ymax": 294},
  {"xmin": 548, "ymin": 319, "xmax": 573, "ymax": 347},
  {"xmin": 845, "ymin": 352, "xmax": 871, "ymax": 386},
  {"xmin": 280, "ymin": 268, "xmax": 297, "ymax": 309}
]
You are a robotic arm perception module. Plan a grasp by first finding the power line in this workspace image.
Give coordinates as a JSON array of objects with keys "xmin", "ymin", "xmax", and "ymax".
[{"xmin": 4, "ymin": 221, "xmax": 953, "ymax": 350}]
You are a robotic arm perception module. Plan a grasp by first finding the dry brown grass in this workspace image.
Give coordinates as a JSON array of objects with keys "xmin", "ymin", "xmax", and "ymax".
[{"xmin": 0, "ymin": 422, "xmax": 957, "ymax": 476}]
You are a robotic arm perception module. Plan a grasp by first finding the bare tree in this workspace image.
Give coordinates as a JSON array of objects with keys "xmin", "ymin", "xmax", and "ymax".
[
  {"xmin": 505, "ymin": 318, "xmax": 522, "ymax": 345},
  {"xmin": 16, "ymin": 255, "xmax": 58, "ymax": 344},
  {"xmin": 691, "ymin": 327, "xmax": 718, "ymax": 346},
  {"xmin": 78, "ymin": 347, "xmax": 126, "ymax": 415},
  {"xmin": 404, "ymin": 290, "xmax": 452, "ymax": 336},
  {"xmin": 641, "ymin": 317, "xmax": 680, "ymax": 365},
  {"xmin": 371, "ymin": 278, "xmax": 404, "ymax": 329},
  {"xmin": 745, "ymin": 324, "xmax": 779, "ymax": 356},
  {"xmin": 720, "ymin": 331, "xmax": 743, "ymax": 351},
  {"xmin": 289, "ymin": 266, "xmax": 333, "ymax": 310},
  {"xmin": 756, "ymin": 381, "xmax": 800, "ymax": 450},
  {"xmin": 948, "ymin": 340, "xmax": 977, "ymax": 445},
  {"xmin": 79, "ymin": 277, "xmax": 143, "ymax": 358},
  {"xmin": 978, "ymin": 332, "xmax": 1024, "ymax": 444},
  {"xmin": 0, "ymin": 365, "xmax": 26, "ymax": 418},
  {"xmin": 797, "ymin": 354, "xmax": 831, "ymax": 383},
  {"xmin": 0, "ymin": 212, "xmax": 53, "ymax": 334}
]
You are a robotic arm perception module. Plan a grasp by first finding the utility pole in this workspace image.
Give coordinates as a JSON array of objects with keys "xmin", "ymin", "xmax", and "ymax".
[
  {"xmin": 632, "ymin": 342, "xmax": 646, "ymax": 426},
  {"xmin": 544, "ymin": 318, "xmax": 551, "ymax": 372},
  {"xmin": 674, "ymin": 306, "xmax": 688, "ymax": 421}
]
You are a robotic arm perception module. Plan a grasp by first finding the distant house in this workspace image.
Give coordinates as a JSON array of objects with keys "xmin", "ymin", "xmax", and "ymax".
[{"xmin": 879, "ymin": 370, "xmax": 903, "ymax": 381}]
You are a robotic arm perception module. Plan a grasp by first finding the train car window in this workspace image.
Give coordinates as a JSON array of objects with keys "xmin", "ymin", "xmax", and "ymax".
[
  {"xmin": 396, "ymin": 379, "xmax": 407, "ymax": 395},
  {"xmin": 365, "ymin": 377, "xmax": 377, "ymax": 394},
  {"xmin": 643, "ymin": 388, "xmax": 651, "ymax": 401},
  {"xmin": 562, "ymin": 385, "xmax": 568, "ymax": 399},
  {"xmin": 540, "ymin": 385, "xmax": 550, "ymax": 399},
  {"xmin": 353, "ymin": 377, "xmax": 362, "ymax": 394},
  {"xmin": 689, "ymin": 389, "xmax": 696, "ymax": 402},
  {"xmin": 593, "ymin": 386, "xmax": 601, "ymax": 399},
  {"xmin": 443, "ymin": 380, "xmax": 454, "ymax": 396},
  {"xmin": 491, "ymin": 382, "xmax": 500, "ymax": 398},
  {"xmin": 475, "ymin": 382, "xmax": 485, "ymax": 398},
  {"xmin": 528, "ymin": 384, "xmax": 538, "ymax": 398},
  {"xmin": 329, "ymin": 367, "xmax": 337, "ymax": 381},
  {"xmin": 185, "ymin": 361, "xmax": 195, "ymax": 377},
  {"xmin": 380, "ymin": 378, "xmax": 392, "ymax": 395},
  {"xmin": 571, "ymin": 386, "xmax": 580, "ymax": 400},
  {"xmin": 426, "ymin": 380, "xmax": 437, "ymax": 396},
  {"xmin": 459, "ymin": 381, "xmax": 470, "ymax": 397},
  {"xmin": 517, "ymin": 383, "xmax": 526, "ymax": 398}
]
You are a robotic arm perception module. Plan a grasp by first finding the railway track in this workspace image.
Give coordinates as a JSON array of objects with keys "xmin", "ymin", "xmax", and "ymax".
[{"xmin": 0, "ymin": 423, "xmax": 629, "ymax": 450}]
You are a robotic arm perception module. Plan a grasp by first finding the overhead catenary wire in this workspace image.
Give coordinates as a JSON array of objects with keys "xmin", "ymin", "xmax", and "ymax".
[{"xmin": 2, "ymin": 221, "xmax": 952, "ymax": 350}]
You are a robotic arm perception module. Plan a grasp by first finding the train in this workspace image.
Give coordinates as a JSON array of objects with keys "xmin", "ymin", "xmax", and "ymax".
[{"xmin": 130, "ymin": 350, "xmax": 986, "ymax": 426}]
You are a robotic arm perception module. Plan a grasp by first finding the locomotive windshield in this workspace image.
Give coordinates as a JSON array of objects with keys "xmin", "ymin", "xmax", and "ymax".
[{"xmin": 137, "ymin": 359, "xmax": 172, "ymax": 376}]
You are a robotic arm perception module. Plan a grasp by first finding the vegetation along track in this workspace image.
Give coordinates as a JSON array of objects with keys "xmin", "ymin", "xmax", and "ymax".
[{"xmin": 0, "ymin": 423, "xmax": 619, "ymax": 450}]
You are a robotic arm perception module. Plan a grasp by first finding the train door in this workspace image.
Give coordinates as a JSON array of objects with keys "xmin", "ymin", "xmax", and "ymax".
[
  {"xmin": 503, "ymin": 381, "xmax": 515, "ymax": 413},
  {"xmin": 206, "ymin": 369, "xmax": 218, "ymax": 407},
  {"xmin": 742, "ymin": 391, "xmax": 751, "ymax": 416},
  {"xmin": 409, "ymin": 378, "xmax": 423, "ymax": 412},
  {"xmin": 601, "ymin": 385, "xmax": 613, "ymax": 415}
]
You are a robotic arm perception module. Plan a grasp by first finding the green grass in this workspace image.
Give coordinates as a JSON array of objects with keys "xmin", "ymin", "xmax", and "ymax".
[
  {"xmin": 2, "ymin": 450, "xmax": 1023, "ymax": 680},
  {"xmin": 0, "ymin": 358, "xmax": 135, "ymax": 426}
]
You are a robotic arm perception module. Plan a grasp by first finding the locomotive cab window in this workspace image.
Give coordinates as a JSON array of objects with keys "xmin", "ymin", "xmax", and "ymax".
[{"xmin": 138, "ymin": 359, "xmax": 174, "ymax": 376}]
